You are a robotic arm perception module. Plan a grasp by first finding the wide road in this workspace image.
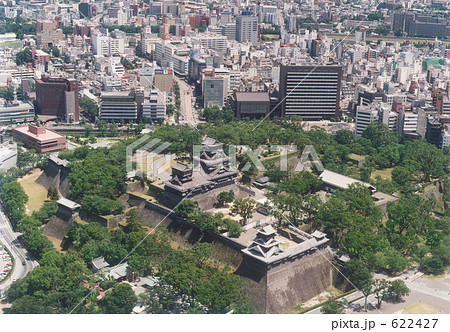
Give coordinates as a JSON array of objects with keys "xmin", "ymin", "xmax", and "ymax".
[
  {"xmin": 174, "ymin": 77, "xmax": 196, "ymax": 126},
  {"xmin": 0, "ymin": 204, "xmax": 38, "ymax": 298}
]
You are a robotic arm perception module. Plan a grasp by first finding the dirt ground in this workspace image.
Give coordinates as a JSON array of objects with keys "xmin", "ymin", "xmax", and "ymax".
[
  {"xmin": 400, "ymin": 302, "xmax": 444, "ymax": 314},
  {"xmin": 371, "ymin": 168, "xmax": 394, "ymax": 181},
  {"xmin": 18, "ymin": 169, "xmax": 48, "ymax": 215},
  {"xmin": 284, "ymin": 287, "xmax": 343, "ymax": 314}
]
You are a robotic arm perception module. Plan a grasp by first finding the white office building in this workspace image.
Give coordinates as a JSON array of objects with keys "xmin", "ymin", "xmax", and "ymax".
[
  {"xmin": 142, "ymin": 90, "xmax": 166, "ymax": 121},
  {"xmin": 355, "ymin": 103, "xmax": 379, "ymax": 137}
]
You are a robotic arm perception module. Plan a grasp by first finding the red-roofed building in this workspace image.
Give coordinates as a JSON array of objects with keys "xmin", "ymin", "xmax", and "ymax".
[{"xmin": 12, "ymin": 124, "xmax": 66, "ymax": 153}]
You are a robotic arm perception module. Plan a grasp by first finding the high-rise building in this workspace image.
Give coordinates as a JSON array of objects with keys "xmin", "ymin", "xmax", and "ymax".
[
  {"xmin": 222, "ymin": 23, "xmax": 237, "ymax": 40},
  {"xmin": 35, "ymin": 21, "xmax": 63, "ymax": 47},
  {"xmin": 355, "ymin": 104, "xmax": 379, "ymax": 137},
  {"xmin": 91, "ymin": 29, "xmax": 125, "ymax": 55},
  {"xmin": 399, "ymin": 109, "xmax": 418, "ymax": 136},
  {"xmin": 426, "ymin": 117, "xmax": 443, "ymax": 148},
  {"xmin": 35, "ymin": 78, "xmax": 79, "ymax": 122},
  {"xmin": 408, "ymin": 16, "xmax": 447, "ymax": 37},
  {"xmin": 432, "ymin": 89, "xmax": 445, "ymax": 114},
  {"xmin": 279, "ymin": 65, "xmax": 342, "ymax": 120},
  {"xmin": 203, "ymin": 77, "xmax": 227, "ymax": 108},
  {"xmin": 78, "ymin": 2, "xmax": 93, "ymax": 19},
  {"xmin": 391, "ymin": 10, "xmax": 415, "ymax": 33},
  {"xmin": 235, "ymin": 14, "xmax": 258, "ymax": 46}
]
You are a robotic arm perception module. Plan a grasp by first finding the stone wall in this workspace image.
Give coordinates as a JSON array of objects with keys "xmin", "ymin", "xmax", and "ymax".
[
  {"xmin": 266, "ymin": 247, "xmax": 333, "ymax": 313},
  {"xmin": 130, "ymin": 194, "xmax": 334, "ymax": 311},
  {"xmin": 35, "ymin": 158, "xmax": 70, "ymax": 197},
  {"xmin": 236, "ymin": 246, "xmax": 333, "ymax": 314}
]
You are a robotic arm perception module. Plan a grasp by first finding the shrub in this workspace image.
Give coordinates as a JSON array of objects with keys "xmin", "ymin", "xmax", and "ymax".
[
  {"xmin": 82, "ymin": 195, "xmax": 125, "ymax": 216},
  {"xmin": 420, "ymin": 256, "xmax": 445, "ymax": 275}
]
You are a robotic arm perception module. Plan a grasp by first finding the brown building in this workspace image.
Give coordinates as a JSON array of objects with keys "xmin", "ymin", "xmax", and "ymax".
[
  {"xmin": 12, "ymin": 124, "xmax": 66, "ymax": 153},
  {"xmin": 432, "ymin": 88, "xmax": 445, "ymax": 114},
  {"xmin": 233, "ymin": 92, "xmax": 270, "ymax": 119},
  {"xmin": 35, "ymin": 77, "xmax": 80, "ymax": 122},
  {"xmin": 35, "ymin": 21, "xmax": 63, "ymax": 47}
]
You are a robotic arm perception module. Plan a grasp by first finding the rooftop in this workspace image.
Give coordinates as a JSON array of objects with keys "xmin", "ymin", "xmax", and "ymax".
[
  {"xmin": 235, "ymin": 91, "xmax": 270, "ymax": 102},
  {"xmin": 320, "ymin": 169, "xmax": 376, "ymax": 192},
  {"xmin": 92, "ymin": 256, "xmax": 110, "ymax": 271},
  {"xmin": 57, "ymin": 197, "xmax": 81, "ymax": 210},
  {"xmin": 12, "ymin": 125, "xmax": 65, "ymax": 142}
]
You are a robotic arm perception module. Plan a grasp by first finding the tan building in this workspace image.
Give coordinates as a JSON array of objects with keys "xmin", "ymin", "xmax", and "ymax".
[{"xmin": 36, "ymin": 21, "xmax": 63, "ymax": 47}]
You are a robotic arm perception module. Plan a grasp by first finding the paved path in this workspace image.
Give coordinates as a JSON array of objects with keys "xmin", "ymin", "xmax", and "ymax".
[
  {"xmin": 0, "ymin": 205, "xmax": 38, "ymax": 298},
  {"xmin": 307, "ymin": 267, "xmax": 450, "ymax": 314},
  {"xmin": 174, "ymin": 77, "xmax": 196, "ymax": 126}
]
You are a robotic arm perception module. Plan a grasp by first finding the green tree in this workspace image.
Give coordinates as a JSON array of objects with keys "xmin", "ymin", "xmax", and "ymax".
[
  {"xmin": 394, "ymin": 28, "xmax": 403, "ymax": 36},
  {"xmin": 420, "ymin": 257, "xmax": 445, "ymax": 275},
  {"xmin": 343, "ymin": 260, "xmax": 373, "ymax": 311},
  {"xmin": 50, "ymin": 46, "xmax": 60, "ymax": 57},
  {"xmin": 0, "ymin": 86, "xmax": 14, "ymax": 101},
  {"xmin": 124, "ymin": 209, "xmax": 143, "ymax": 233},
  {"xmin": 98, "ymin": 283, "xmax": 137, "ymax": 314},
  {"xmin": 230, "ymin": 198, "xmax": 256, "ymax": 225},
  {"xmin": 402, "ymin": 140, "xmax": 447, "ymax": 182},
  {"xmin": 374, "ymin": 26, "xmax": 389, "ymax": 36},
  {"xmin": 217, "ymin": 190, "xmax": 235, "ymax": 207},
  {"xmin": 362, "ymin": 122, "xmax": 396, "ymax": 148},
  {"xmin": 385, "ymin": 279, "xmax": 410, "ymax": 302},
  {"xmin": 15, "ymin": 48, "xmax": 32, "ymax": 65},
  {"xmin": 335, "ymin": 129, "xmax": 355, "ymax": 145},
  {"xmin": 321, "ymin": 298, "xmax": 347, "ymax": 314},
  {"xmin": 120, "ymin": 57, "xmax": 135, "ymax": 70},
  {"xmin": 224, "ymin": 218, "xmax": 242, "ymax": 237},
  {"xmin": 47, "ymin": 186, "xmax": 59, "ymax": 201},
  {"xmin": 142, "ymin": 286, "xmax": 178, "ymax": 313},
  {"xmin": 16, "ymin": 216, "xmax": 41, "ymax": 233},
  {"xmin": 391, "ymin": 166, "xmax": 414, "ymax": 186},
  {"xmin": 385, "ymin": 195, "xmax": 433, "ymax": 254},
  {"xmin": 79, "ymin": 97, "xmax": 98, "ymax": 118},
  {"xmin": 150, "ymin": 25, "xmax": 160, "ymax": 34},
  {"xmin": 174, "ymin": 200, "xmax": 200, "ymax": 218},
  {"xmin": 372, "ymin": 279, "xmax": 389, "ymax": 308},
  {"xmin": 21, "ymin": 229, "xmax": 53, "ymax": 260},
  {"xmin": 0, "ymin": 180, "xmax": 28, "ymax": 225},
  {"xmin": 82, "ymin": 195, "xmax": 125, "ymax": 216}
]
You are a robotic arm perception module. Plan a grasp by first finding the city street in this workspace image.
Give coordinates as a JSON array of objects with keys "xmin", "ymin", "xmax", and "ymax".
[
  {"xmin": 174, "ymin": 77, "xmax": 196, "ymax": 126},
  {"xmin": 0, "ymin": 204, "xmax": 38, "ymax": 298}
]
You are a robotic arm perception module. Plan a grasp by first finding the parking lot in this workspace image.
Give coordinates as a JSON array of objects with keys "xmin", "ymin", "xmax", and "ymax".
[{"xmin": 0, "ymin": 244, "xmax": 13, "ymax": 282}]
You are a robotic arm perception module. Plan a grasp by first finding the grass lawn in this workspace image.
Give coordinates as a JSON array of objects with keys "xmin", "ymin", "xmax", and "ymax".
[
  {"xmin": 402, "ymin": 302, "xmax": 444, "ymax": 314},
  {"xmin": 371, "ymin": 167, "xmax": 394, "ymax": 181},
  {"xmin": 0, "ymin": 41, "xmax": 22, "ymax": 48},
  {"xmin": 18, "ymin": 169, "xmax": 48, "ymax": 215}
]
